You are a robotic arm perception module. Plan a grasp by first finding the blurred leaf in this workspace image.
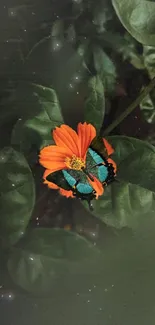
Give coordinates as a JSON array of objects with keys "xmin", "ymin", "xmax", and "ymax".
[
  {"xmin": 101, "ymin": 30, "xmax": 144, "ymax": 70},
  {"xmin": 0, "ymin": 147, "xmax": 35, "ymax": 247},
  {"xmin": 93, "ymin": 46, "xmax": 117, "ymax": 95},
  {"xmin": 51, "ymin": 19, "xmax": 64, "ymax": 38},
  {"xmin": 72, "ymin": 0, "xmax": 84, "ymax": 17},
  {"xmin": 92, "ymin": 1, "xmax": 113, "ymax": 34},
  {"xmin": 11, "ymin": 83, "xmax": 63, "ymax": 154},
  {"xmin": 24, "ymin": 37, "xmax": 90, "ymax": 127},
  {"xmin": 66, "ymin": 24, "xmax": 76, "ymax": 44},
  {"xmin": 83, "ymin": 136, "xmax": 155, "ymax": 230},
  {"xmin": 140, "ymin": 91, "xmax": 155, "ymax": 123},
  {"xmin": 120, "ymin": 33, "xmax": 144, "ymax": 69},
  {"xmin": 0, "ymin": 89, "xmax": 17, "ymax": 124},
  {"xmin": 8, "ymin": 228, "xmax": 100, "ymax": 294},
  {"xmin": 112, "ymin": 0, "xmax": 155, "ymax": 46},
  {"xmin": 143, "ymin": 45, "xmax": 155, "ymax": 78},
  {"xmin": 84, "ymin": 75, "xmax": 105, "ymax": 132}
]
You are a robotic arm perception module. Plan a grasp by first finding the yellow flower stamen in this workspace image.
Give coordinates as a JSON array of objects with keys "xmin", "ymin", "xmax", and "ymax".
[{"xmin": 65, "ymin": 155, "xmax": 85, "ymax": 170}]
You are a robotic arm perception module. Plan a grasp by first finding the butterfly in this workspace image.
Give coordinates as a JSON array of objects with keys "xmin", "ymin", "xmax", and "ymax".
[{"xmin": 46, "ymin": 136, "xmax": 116, "ymax": 210}]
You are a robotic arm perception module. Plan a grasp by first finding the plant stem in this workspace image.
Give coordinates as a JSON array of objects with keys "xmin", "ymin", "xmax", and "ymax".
[{"xmin": 103, "ymin": 77, "xmax": 155, "ymax": 135}]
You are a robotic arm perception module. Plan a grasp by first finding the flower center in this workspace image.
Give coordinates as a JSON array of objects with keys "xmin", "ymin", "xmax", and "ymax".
[{"xmin": 65, "ymin": 155, "xmax": 85, "ymax": 170}]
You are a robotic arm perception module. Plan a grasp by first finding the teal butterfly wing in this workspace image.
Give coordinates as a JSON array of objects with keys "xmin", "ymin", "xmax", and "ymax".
[
  {"xmin": 46, "ymin": 169, "xmax": 95, "ymax": 199},
  {"xmin": 89, "ymin": 137, "xmax": 116, "ymax": 185},
  {"xmin": 46, "ymin": 170, "xmax": 72, "ymax": 191},
  {"xmin": 88, "ymin": 148, "xmax": 109, "ymax": 182},
  {"xmin": 76, "ymin": 182, "xmax": 93, "ymax": 194},
  {"xmin": 63, "ymin": 170, "xmax": 94, "ymax": 195},
  {"xmin": 62, "ymin": 170, "xmax": 76, "ymax": 188}
]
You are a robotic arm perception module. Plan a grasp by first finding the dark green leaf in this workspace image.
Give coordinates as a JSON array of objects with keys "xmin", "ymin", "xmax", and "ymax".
[
  {"xmin": 143, "ymin": 45, "xmax": 155, "ymax": 78},
  {"xmin": 66, "ymin": 24, "xmax": 76, "ymax": 44},
  {"xmin": 140, "ymin": 91, "xmax": 155, "ymax": 124},
  {"xmin": 72, "ymin": 0, "xmax": 84, "ymax": 17},
  {"xmin": 119, "ymin": 33, "xmax": 144, "ymax": 69},
  {"xmin": 8, "ymin": 228, "xmax": 100, "ymax": 294},
  {"xmin": 101, "ymin": 30, "xmax": 144, "ymax": 70},
  {"xmin": 24, "ymin": 37, "xmax": 90, "ymax": 128},
  {"xmin": 0, "ymin": 147, "xmax": 35, "ymax": 247},
  {"xmin": 112, "ymin": 0, "xmax": 155, "ymax": 46},
  {"xmin": 92, "ymin": 1, "xmax": 113, "ymax": 34},
  {"xmin": 11, "ymin": 83, "xmax": 63, "ymax": 153},
  {"xmin": 84, "ymin": 136, "xmax": 155, "ymax": 230},
  {"xmin": 140, "ymin": 45, "xmax": 155, "ymax": 122},
  {"xmin": 84, "ymin": 75, "xmax": 105, "ymax": 132},
  {"xmin": 51, "ymin": 19, "xmax": 64, "ymax": 38},
  {"xmin": 93, "ymin": 46, "xmax": 117, "ymax": 95},
  {"xmin": 0, "ymin": 90, "xmax": 17, "ymax": 125}
]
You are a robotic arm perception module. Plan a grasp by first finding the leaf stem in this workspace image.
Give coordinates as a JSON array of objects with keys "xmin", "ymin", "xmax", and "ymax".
[{"xmin": 103, "ymin": 77, "xmax": 155, "ymax": 135}]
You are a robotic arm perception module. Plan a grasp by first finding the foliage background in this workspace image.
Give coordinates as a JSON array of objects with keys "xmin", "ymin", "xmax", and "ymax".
[{"xmin": 1, "ymin": 0, "xmax": 155, "ymax": 324}]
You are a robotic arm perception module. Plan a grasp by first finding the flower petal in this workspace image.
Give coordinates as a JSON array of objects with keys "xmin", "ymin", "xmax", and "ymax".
[
  {"xmin": 53, "ymin": 125, "xmax": 80, "ymax": 156},
  {"xmin": 59, "ymin": 188, "xmax": 75, "ymax": 198},
  {"xmin": 77, "ymin": 122, "xmax": 96, "ymax": 158},
  {"xmin": 107, "ymin": 158, "xmax": 117, "ymax": 174},
  {"xmin": 40, "ymin": 145, "xmax": 73, "ymax": 159},
  {"xmin": 103, "ymin": 138, "xmax": 114, "ymax": 156},
  {"xmin": 43, "ymin": 169, "xmax": 59, "ymax": 189},
  {"xmin": 87, "ymin": 174, "xmax": 104, "ymax": 199},
  {"xmin": 40, "ymin": 159, "xmax": 66, "ymax": 171},
  {"xmin": 39, "ymin": 145, "xmax": 69, "ymax": 170}
]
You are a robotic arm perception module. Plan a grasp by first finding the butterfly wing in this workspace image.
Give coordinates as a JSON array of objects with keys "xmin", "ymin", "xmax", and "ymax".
[
  {"xmin": 63, "ymin": 169, "xmax": 93, "ymax": 194},
  {"xmin": 46, "ymin": 169, "xmax": 95, "ymax": 200},
  {"xmin": 46, "ymin": 170, "xmax": 72, "ymax": 191},
  {"xmin": 76, "ymin": 182, "xmax": 93, "ymax": 194},
  {"xmin": 63, "ymin": 169, "xmax": 96, "ymax": 200},
  {"xmin": 88, "ymin": 148, "xmax": 109, "ymax": 183},
  {"xmin": 90, "ymin": 136, "xmax": 108, "ymax": 159}
]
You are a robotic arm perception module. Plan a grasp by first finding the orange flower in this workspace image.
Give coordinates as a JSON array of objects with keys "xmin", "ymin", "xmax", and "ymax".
[{"xmin": 39, "ymin": 122, "xmax": 116, "ymax": 199}]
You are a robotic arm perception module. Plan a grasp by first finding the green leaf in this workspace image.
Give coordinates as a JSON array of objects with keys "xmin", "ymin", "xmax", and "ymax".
[
  {"xmin": 93, "ymin": 46, "xmax": 117, "ymax": 95},
  {"xmin": 101, "ymin": 31, "xmax": 144, "ymax": 70},
  {"xmin": 92, "ymin": 1, "xmax": 113, "ymax": 34},
  {"xmin": 8, "ymin": 228, "xmax": 100, "ymax": 294},
  {"xmin": 0, "ymin": 147, "xmax": 35, "ymax": 247},
  {"xmin": 140, "ymin": 91, "xmax": 155, "ymax": 124},
  {"xmin": 66, "ymin": 24, "xmax": 76, "ymax": 44},
  {"xmin": 51, "ymin": 19, "xmax": 64, "ymax": 38},
  {"xmin": 112, "ymin": 0, "xmax": 155, "ymax": 46},
  {"xmin": 84, "ymin": 136, "xmax": 155, "ymax": 230},
  {"xmin": 143, "ymin": 45, "xmax": 155, "ymax": 78},
  {"xmin": 11, "ymin": 83, "xmax": 63, "ymax": 153},
  {"xmin": 119, "ymin": 33, "xmax": 144, "ymax": 69},
  {"xmin": 0, "ymin": 90, "xmax": 17, "ymax": 125},
  {"xmin": 24, "ymin": 37, "xmax": 90, "ymax": 127},
  {"xmin": 84, "ymin": 75, "xmax": 105, "ymax": 132}
]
